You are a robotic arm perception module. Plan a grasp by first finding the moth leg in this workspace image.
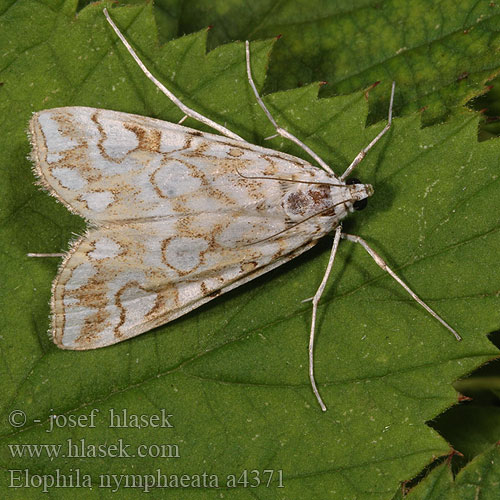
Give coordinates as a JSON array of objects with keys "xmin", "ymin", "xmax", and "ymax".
[
  {"xmin": 307, "ymin": 225, "xmax": 343, "ymax": 411},
  {"xmin": 341, "ymin": 232, "xmax": 462, "ymax": 341},
  {"xmin": 103, "ymin": 8, "xmax": 243, "ymax": 141},
  {"xmin": 245, "ymin": 41, "xmax": 334, "ymax": 175},
  {"xmin": 340, "ymin": 82, "xmax": 395, "ymax": 181}
]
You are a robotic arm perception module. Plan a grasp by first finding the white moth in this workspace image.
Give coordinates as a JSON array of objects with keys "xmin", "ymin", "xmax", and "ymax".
[{"xmin": 28, "ymin": 8, "xmax": 461, "ymax": 411}]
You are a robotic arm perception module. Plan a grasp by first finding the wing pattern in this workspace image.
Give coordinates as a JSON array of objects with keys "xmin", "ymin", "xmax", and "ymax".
[{"xmin": 30, "ymin": 107, "xmax": 343, "ymax": 349}]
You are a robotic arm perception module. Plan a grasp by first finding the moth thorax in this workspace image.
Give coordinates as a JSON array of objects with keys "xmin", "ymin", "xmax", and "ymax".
[{"xmin": 282, "ymin": 182, "xmax": 374, "ymax": 221}]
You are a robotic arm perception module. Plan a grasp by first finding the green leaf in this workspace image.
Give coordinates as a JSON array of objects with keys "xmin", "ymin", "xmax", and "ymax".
[
  {"xmin": 431, "ymin": 403, "xmax": 500, "ymax": 463},
  {"xmin": 177, "ymin": 0, "xmax": 500, "ymax": 126},
  {"xmin": 474, "ymin": 74, "xmax": 500, "ymax": 140},
  {"xmin": 80, "ymin": 0, "xmax": 500, "ymax": 129},
  {"xmin": 403, "ymin": 444, "xmax": 500, "ymax": 500},
  {"xmin": 0, "ymin": 2, "xmax": 499, "ymax": 498},
  {"xmin": 429, "ymin": 363, "xmax": 500, "ymax": 474}
]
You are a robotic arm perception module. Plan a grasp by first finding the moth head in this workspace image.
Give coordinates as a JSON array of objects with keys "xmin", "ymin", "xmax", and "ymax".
[{"xmin": 345, "ymin": 177, "xmax": 373, "ymax": 211}]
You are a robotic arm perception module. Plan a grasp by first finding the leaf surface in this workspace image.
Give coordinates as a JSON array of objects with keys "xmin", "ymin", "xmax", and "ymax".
[
  {"xmin": 176, "ymin": 0, "xmax": 500, "ymax": 126},
  {"xmin": 402, "ymin": 444, "xmax": 500, "ymax": 500},
  {"xmin": 0, "ymin": 2, "xmax": 499, "ymax": 498}
]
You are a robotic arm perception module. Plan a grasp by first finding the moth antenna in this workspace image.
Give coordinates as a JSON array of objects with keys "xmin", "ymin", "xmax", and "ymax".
[{"xmin": 234, "ymin": 167, "xmax": 348, "ymax": 187}]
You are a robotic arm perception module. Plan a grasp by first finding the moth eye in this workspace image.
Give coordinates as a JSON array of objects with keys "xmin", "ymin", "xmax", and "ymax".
[{"xmin": 353, "ymin": 199, "xmax": 367, "ymax": 211}]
